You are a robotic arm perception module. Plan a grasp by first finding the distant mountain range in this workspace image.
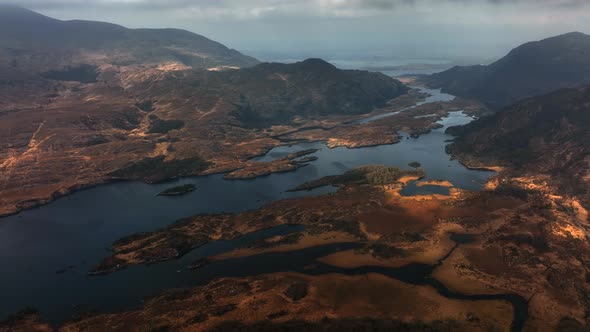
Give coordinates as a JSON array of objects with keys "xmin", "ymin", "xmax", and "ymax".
[
  {"xmin": 424, "ymin": 32, "xmax": 590, "ymax": 109},
  {"xmin": 0, "ymin": 5, "xmax": 259, "ymax": 70}
]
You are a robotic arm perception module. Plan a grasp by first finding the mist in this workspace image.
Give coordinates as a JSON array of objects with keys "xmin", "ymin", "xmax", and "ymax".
[{"xmin": 3, "ymin": 0, "xmax": 590, "ymax": 62}]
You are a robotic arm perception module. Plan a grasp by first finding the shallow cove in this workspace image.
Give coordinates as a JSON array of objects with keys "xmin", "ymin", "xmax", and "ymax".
[{"xmin": 0, "ymin": 88, "xmax": 496, "ymax": 324}]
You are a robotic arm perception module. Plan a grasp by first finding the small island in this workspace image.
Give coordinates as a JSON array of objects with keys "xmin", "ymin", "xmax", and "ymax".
[
  {"xmin": 157, "ymin": 184, "xmax": 196, "ymax": 196},
  {"xmin": 408, "ymin": 161, "xmax": 422, "ymax": 169},
  {"xmin": 289, "ymin": 165, "xmax": 426, "ymax": 192}
]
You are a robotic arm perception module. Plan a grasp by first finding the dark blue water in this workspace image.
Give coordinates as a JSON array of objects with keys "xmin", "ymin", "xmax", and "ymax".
[
  {"xmin": 256, "ymin": 110, "xmax": 492, "ymax": 194},
  {"xmin": 1, "ymin": 224, "xmax": 304, "ymax": 324},
  {"xmin": 356, "ymin": 86, "xmax": 455, "ymax": 124},
  {"xmin": 0, "ymin": 88, "xmax": 496, "ymax": 324}
]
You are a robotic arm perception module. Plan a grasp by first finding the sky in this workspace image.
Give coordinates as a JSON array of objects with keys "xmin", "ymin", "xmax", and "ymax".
[{"xmin": 2, "ymin": 0, "xmax": 590, "ymax": 62}]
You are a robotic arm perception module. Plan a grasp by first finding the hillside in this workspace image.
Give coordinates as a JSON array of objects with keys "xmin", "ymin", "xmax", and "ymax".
[
  {"xmin": 0, "ymin": 5, "xmax": 259, "ymax": 70},
  {"xmin": 447, "ymin": 85, "xmax": 590, "ymax": 203},
  {"xmin": 138, "ymin": 59, "xmax": 409, "ymax": 128},
  {"xmin": 424, "ymin": 32, "xmax": 590, "ymax": 109}
]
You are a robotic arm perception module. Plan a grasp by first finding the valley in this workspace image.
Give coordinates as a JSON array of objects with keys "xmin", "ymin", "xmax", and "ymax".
[
  {"xmin": 0, "ymin": 51, "xmax": 421, "ymax": 217},
  {"xmin": 2, "ymin": 5, "xmax": 590, "ymax": 332},
  {"xmin": 4, "ymin": 85, "xmax": 589, "ymax": 330}
]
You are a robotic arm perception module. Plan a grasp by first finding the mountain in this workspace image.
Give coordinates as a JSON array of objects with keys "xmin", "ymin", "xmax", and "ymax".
[
  {"xmin": 447, "ymin": 85, "xmax": 590, "ymax": 202},
  {"xmin": 128, "ymin": 58, "xmax": 409, "ymax": 128},
  {"xmin": 0, "ymin": 5, "xmax": 259, "ymax": 70},
  {"xmin": 424, "ymin": 32, "xmax": 590, "ymax": 109},
  {"xmin": 215, "ymin": 59, "xmax": 409, "ymax": 127}
]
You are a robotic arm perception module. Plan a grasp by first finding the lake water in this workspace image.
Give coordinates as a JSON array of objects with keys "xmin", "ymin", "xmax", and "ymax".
[
  {"xmin": 0, "ymin": 85, "xmax": 496, "ymax": 323},
  {"xmin": 356, "ymin": 86, "xmax": 455, "ymax": 124},
  {"xmin": 327, "ymin": 58, "xmax": 453, "ymax": 77}
]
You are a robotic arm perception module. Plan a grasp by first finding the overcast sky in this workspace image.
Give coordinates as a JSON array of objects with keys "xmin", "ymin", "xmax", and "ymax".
[{"xmin": 3, "ymin": 0, "xmax": 590, "ymax": 61}]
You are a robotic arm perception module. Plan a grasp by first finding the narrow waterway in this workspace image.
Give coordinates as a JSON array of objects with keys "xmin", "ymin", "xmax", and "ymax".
[{"xmin": 355, "ymin": 86, "xmax": 455, "ymax": 124}]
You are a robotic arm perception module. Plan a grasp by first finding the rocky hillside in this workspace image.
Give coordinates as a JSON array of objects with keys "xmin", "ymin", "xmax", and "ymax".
[
  {"xmin": 447, "ymin": 85, "xmax": 590, "ymax": 202},
  {"xmin": 235, "ymin": 59, "xmax": 408, "ymax": 126},
  {"xmin": 153, "ymin": 58, "xmax": 409, "ymax": 127},
  {"xmin": 0, "ymin": 5, "xmax": 259, "ymax": 71},
  {"xmin": 424, "ymin": 32, "xmax": 590, "ymax": 109}
]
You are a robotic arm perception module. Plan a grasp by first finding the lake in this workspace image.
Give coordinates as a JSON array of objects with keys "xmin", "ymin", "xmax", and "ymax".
[{"xmin": 0, "ymin": 85, "xmax": 495, "ymax": 323}]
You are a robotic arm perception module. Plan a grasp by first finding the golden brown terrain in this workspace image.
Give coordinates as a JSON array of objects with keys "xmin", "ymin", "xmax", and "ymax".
[
  {"xmin": 0, "ymin": 54, "xmax": 490, "ymax": 217},
  {"xmin": 0, "ymin": 7, "xmax": 488, "ymax": 217},
  {"xmin": 33, "ymin": 162, "xmax": 580, "ymax": 331},
  {"xmin": 4, "ymin": 163, "xmax": 590, "ymax": 331},
  {"xmin": 0, "ymin": 58, "xmax": 413, "ymax": 216},
  {"xmin": 4, "ymin": 7, "xmax": 590, "ymax": 332},
  {"xmin": 1, "ymin": 272, "xmax": 514, "ymax": 332},
  {"xmin": 65, "ymin": 275, "xmax": 517, "ymax": 331},
  {"xmin": 4, "ymin": 59, "xmax": 588, "ymax": 331},
  {"xmin": 2, "ymin": 82, "xmax": 589, "ymax": 331},
  {"xmin": 0, "ymin": 7, "xmax": 418, "ymax": 217}
]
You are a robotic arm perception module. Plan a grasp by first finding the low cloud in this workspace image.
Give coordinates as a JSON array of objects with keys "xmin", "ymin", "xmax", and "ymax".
[
  {"xmin": 1, "ymin": 0, "xmax": 588, "ymax": 59},
  {"xmin": 2, "ymin": 0, "xmax": 589, "ymax": 16}
]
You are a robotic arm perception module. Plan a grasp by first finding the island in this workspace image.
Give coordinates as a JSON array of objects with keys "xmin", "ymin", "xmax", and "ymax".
[{"xmin": 157, "ymin": 184, "xmax": 196, "ymax": 196}]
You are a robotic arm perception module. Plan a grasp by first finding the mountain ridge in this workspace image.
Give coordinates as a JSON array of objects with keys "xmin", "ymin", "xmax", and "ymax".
[
  {"xmin": 424, "ymin": 32, "xmax": 590, "ymax": 109},
  {"xmin": 0, "ymin": 5, "xmax": 259, "ymax": 69}
]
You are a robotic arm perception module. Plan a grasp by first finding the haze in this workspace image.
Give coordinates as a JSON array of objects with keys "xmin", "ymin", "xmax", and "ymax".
[{"xmin": 2, "ymin": 0, "xmax": 590, "ymax": 61}]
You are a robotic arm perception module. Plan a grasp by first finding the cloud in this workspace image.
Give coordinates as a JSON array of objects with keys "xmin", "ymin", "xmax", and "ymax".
[
  {"xmin": 2, "ymin": 0, "xmax": 589, "ymax": 37},
  {"xmin": 2, "ymin": 0, "xmax": 588, "ymax": 15},
  {"xmin": 1, "ymin": 0, "xmax": 588, "ymax": 60}
]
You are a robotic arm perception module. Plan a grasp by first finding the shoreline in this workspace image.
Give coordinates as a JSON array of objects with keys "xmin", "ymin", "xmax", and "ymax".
[
  {"xmin": 0, "ymin": 87, "xmax": 448, "ymax": 222},
  {"xmin": 0, "ymin": 88, "xmax": 469, "ymax": 219}
]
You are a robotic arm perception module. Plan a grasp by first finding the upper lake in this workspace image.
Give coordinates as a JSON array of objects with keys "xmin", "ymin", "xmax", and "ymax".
[{"xmin": 0, "ymin": 84, "xmax": 494, "ymax": 322}]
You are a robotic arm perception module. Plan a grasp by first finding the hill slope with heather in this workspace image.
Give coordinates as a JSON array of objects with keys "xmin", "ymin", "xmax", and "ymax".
[
  {"xmin": 424, "ymin": 32, "xmax": 590, "ymax": 109},
  {"xmin": 447, "ymin": 85, "xmax": 590, "ymax": 205},
  {"xmin": 141, "ymin": 58, "xmax": 409, "ymax": 128}
]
